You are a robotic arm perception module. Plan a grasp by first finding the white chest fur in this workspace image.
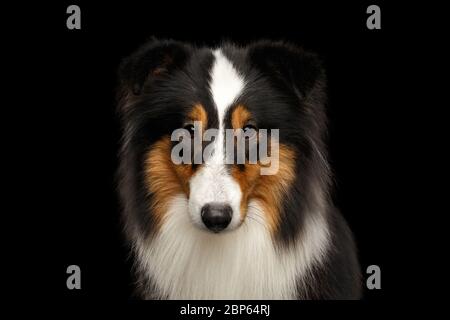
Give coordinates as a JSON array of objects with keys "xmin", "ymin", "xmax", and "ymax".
[{"xmin": 135, "ymin": 195, "xmax": 329, "ymax": 299}]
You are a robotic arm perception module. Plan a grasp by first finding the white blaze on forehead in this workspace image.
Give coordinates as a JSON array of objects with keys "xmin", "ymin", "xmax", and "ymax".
[
  {"xmin": 207, "ymin": 49, "xmax": 245, "ymax": 164},
  {"xmin": 187, "ymin": 49, "xmax": 246, "ymax": 229},
  {"xmin": 209, "ymin": 49, "xmax": 245, "ymax": 121}
]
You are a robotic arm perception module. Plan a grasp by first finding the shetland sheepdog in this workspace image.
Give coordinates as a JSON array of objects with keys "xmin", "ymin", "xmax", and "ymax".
[{"xmin": 117, "ymin": 39, "xmax": 361, "ymax": 299}]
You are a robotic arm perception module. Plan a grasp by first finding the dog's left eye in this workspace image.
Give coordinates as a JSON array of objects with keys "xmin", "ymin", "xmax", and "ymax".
[
  {"xmin": 183, "ymin": 124, "xmax": 195, "ymax": 137},
  {"xmin": 243, "ymin": 124, "xmax": 257, "ymax": 138}
]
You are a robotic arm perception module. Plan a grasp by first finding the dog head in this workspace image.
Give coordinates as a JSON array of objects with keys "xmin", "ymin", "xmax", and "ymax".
[{"xmin": 118, "ymin": 39, "xmax": 329, "ymax": 241}]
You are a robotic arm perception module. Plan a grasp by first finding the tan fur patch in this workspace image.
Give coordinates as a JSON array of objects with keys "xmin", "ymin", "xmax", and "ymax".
[
  {"xmin": 231, "ymin": 144, "xmax": 296, "ymax": 232},
  {"xmin": 249, "ymin": 145, "xmax": 296, "ymax": 232},
  {"xmin": 231, "ymin": 104, "xmax": 252, "ymax": 129},
  {"xmin": 144, "ymin": 138, "xmax": 189, "ymax": 228},
  {"xmin": 188, "ymin": 104, "xmax": 208, "ymax": 128}
]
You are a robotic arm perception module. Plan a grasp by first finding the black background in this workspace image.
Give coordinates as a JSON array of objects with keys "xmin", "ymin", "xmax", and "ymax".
[{"xmin": 9, "ymin": 0, "xmax": 432, "ymax": 310}]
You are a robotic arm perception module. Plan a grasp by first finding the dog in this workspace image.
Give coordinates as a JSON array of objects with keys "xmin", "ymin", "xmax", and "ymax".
[{"xmin": 117, "ymin": 39, "xmax": 362, "ymax": 299}]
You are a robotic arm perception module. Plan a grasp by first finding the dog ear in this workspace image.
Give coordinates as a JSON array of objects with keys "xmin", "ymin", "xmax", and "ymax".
[
  {"xmin": 118, "ymin": 38, "xmax": 191, "ymax": 96},
  {"xmin": 248, "ymin": 41, "xmax": 326, "ymax": 101}
]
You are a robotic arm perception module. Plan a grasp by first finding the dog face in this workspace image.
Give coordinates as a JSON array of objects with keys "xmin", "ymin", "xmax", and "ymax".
[{"xmin": 118, "ymin": 40, "xmax": 327, "ymax": 240}]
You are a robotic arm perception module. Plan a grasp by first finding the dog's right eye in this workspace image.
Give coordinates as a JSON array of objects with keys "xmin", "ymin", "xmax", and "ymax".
[
  {"xmin": 183, "ymin": 124, "xmax": 195, "ymax": 137},
  {"xmin": 243, "ymin": 124, "xmax": 258, "ymax": 139}
]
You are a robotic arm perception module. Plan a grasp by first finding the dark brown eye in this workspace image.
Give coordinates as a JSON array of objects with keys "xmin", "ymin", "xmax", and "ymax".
[
  {"xmin": 184, "ymin": 124, "xmax": 195, "ymax": 137},
  {"xmin": 243, "ymin": 124, "xmax": 257, "ymax": 138}
]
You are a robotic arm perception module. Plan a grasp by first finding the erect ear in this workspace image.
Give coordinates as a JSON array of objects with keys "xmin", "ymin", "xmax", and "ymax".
[
  {"xmin": 248, "ymin": 41, "xmax": 326, "ymax": 101},
  {"xmin": 118, "ymin": 38, "xmax": 191, "ymax": 96}
]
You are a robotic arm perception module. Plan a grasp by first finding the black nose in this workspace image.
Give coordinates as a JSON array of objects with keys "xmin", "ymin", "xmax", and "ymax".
[{"xmin": 201, "ymin": 203, "xmax": 232, "ymax": 233}]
